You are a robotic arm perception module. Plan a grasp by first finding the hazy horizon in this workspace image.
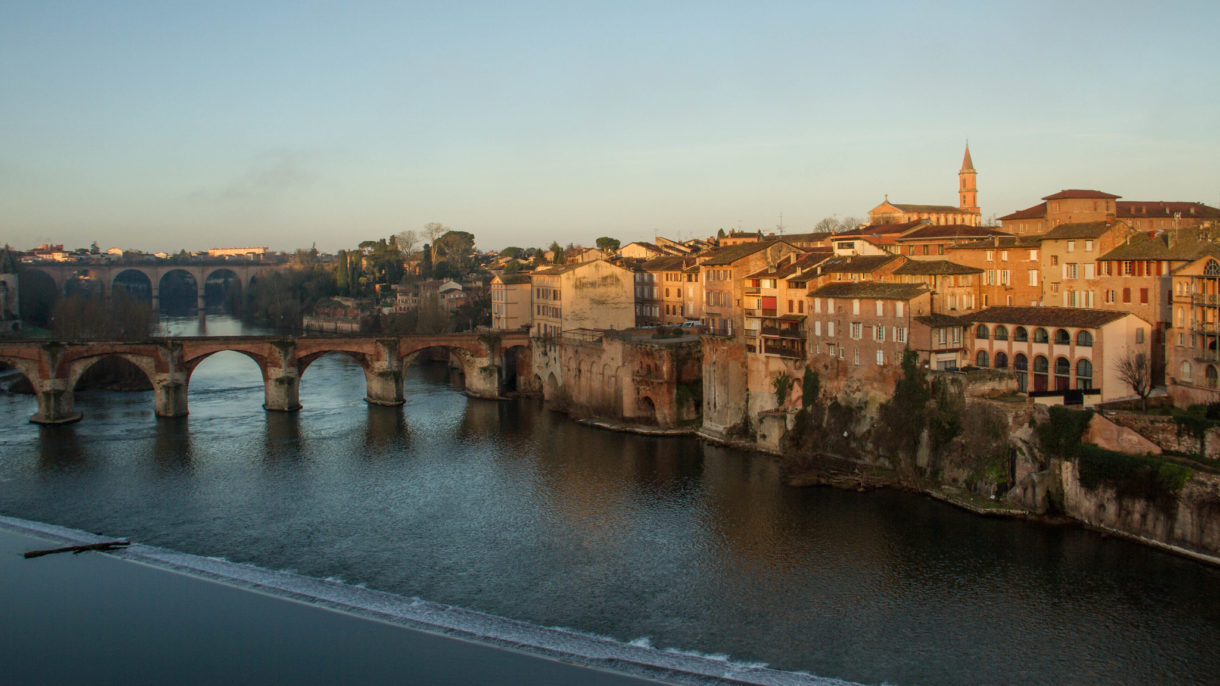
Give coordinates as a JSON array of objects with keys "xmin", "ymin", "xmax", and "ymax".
[{"xmin": 3, "ymin": 1, "xmax": 1218, "ymax": 254}]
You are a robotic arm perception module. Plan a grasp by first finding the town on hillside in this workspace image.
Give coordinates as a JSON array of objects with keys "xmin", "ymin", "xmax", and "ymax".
[{"xmin": 5, "ymin": 145, "xmax": 1220, "ymax": 416}]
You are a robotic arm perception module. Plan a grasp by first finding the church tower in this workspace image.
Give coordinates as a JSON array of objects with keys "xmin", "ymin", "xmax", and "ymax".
[{"xmin": 958, "ymin": 143, "xmax": 979, "ymax": 220}]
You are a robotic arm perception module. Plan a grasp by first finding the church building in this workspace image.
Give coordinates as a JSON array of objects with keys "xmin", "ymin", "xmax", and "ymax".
[{"xmin": 867, "ymin": 145, "xmax": 982, "ymax": 227}]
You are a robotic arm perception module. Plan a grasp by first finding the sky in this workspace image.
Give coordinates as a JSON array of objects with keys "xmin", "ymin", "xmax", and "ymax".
[{"xmin": 2, "ymin": 1, "xmax": 1219, "ymax": 254}]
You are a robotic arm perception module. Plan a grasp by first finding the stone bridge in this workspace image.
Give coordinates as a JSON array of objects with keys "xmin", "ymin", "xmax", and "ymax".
[
  {"xmin": 21, "ymin": 261, "xmax": 283, "ymax": 308},
  {"xmin": 0, "ymin": 332, "xmax": 530, "ymax": 424}
]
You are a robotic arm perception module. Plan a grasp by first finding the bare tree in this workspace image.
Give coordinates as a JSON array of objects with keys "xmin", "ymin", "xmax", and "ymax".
[
  {"xmin": 813, "ymin": 216, "xmax": 865, "ymax": 233},
  {"xmin": 1115, "ymin": 350, "xmax": 1152, "ymax": 412},
  {"xmin": 423, "ymin": 223, "xmax": 447, "ymax": 263},
  {"xmin": 395, "ymin": 230, "xmax": 418, "ymax": 258}
]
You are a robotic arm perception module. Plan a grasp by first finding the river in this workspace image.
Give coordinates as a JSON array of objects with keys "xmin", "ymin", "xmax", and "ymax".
[{"xmin": 1, "ymin": 316, "xmax": 1218, "ymax": 685}]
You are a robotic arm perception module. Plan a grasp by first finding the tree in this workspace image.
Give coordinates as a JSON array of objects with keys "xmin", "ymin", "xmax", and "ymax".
[
  {"xmin": 433, "ymin": 230, "xmax": 476, "ymax": 274},
  {"xmin": 717, "ymin": 228, "xmax": 726, "ymax": 239},
  {"xmin": 549, "ymin": 241, "xmax": 565, "ymax": 264},
  {"xmin": 395, "ymin": 230, "xmax": 419, "ymax": 257},
  {"xmin": 595, "ymin": 236, "xmax": 620, "ymax": 252},
  {"xmin": 814, "ymin": 216, "xmax": 866, "ymax": 233},
  {"xmin": 499, "ymin": 246, "xmax": 524, "ymax": 259},
  {"xmin": 423, "ymin": 222, "xmax": 447, "ymax": 263},
  {"xmin": 1115, "ymin": 350, "xmax": 1153, "ymax": 412}
]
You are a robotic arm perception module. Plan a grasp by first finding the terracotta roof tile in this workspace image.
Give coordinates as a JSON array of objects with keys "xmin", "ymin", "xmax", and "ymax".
[
  {"xmin": 896, "ymin": 224, "xmax": 1010, "ymax": 241},
  {"xmin": 998, "ymin": 203, "xmax": 1047, "ymax": 221},
  {"xmin": 965, "ymin": 306, "xmax": 1130, "ymax": 328},
  {"xmin": 894, "ymin": 260, "xmax": 982, "ymax": 275},
  {"xmin": 1041, "ymin": 189, "xmax": 1121, "ymax": 201},
  {"xmin": 815, "ymin": 255, "xmax": 900, "ymax": 274},
  {"xmin": 1117, "ymin": 201, "xmax": 1220, "ymax": 220},
  {"xmin": 809, "ymin": 282, "xmax": 928, "ymax": 300},
  {"xmin": 1040, "ymin": 221, "xmax": 1121, "ymax": 241}
]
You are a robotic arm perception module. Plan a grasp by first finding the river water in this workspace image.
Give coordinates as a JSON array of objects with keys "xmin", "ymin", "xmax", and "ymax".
[{"xmin": 1, "ymin": 316, "xmax": 1218, "ymax": 685}]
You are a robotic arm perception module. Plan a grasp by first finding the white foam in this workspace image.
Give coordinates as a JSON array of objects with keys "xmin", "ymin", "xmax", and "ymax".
[{"xmin": 0, "ymin": 515, "xmax": 859, "ymax": 686}]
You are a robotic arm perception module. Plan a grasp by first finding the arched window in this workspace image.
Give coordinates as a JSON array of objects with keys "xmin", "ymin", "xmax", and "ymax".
[
  {"xmin": 975, "ymin": 324, "xmax": 989, "ymax": 339},
  {"xmin": 995, "ymin": 352, "xmax": 1008, "ymax": 369},
  {"xmin": 1075, "ymin": 359, "xmax": 1093, "ymax": 390},
  {"xmin": 994, "ymin": 325, "xmax": 1009, "ymax": 341},
  {"xmin": 976, "ymin": 350, "xmax": 989, "ymax": 368},
  {"xmin": 1014, "ymin": 353, "xmax": 1029, "ymax": 392},
  {"xmin": 1033, "ymin": 328, "xmax": 1049, "ymax": 343},
  {"xmin": 1076, "ymin": 330, "xmax": 1093, "ymax": 347},
  {"xmin": 1206, "ymin": 260, "xmax": 1220, "ymax": 277},
  {"xmin": 1033, "ymin": 355, "xmax": 1049, "ymax": 391},
  {"xmin": 1054, "ymin": 329, "xmax": 1070, "ymax": 345},
  {"xmin": 1181, "ymin": 360, "xmax": 1193, "ymax": 382},
  {"xmin": 1177, "ymin": 307, "xmax": 1185, "ymax": 328},
  {"xmin": 1209, "ymin": 365, "xmax": 1218, "ymax": 389},
  {"xmin": 1055, "ymin": 357, "xmax": 1071, "ymax": 390},
  {"xmin": 1014, "ymin": 327, "xmax": 1029, "ymax": 342}
]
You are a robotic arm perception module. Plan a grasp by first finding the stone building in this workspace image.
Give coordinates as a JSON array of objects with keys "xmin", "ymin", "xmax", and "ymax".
[
  {"xmin": 893, "ymin": 260, "xmax": 982, "ymax": 314},
  {"xmin": 866, "ymin": 145, "xmax": 982, "ymax": 227},
  {"xmin": 895, "ymin": 223, "xmax": 1010, "ymax": 259},
  {"xmin": 490, "ymin": 273, "xmax": 532, "ymax": 331},
  {"xmin": 1038, "ymin": 220, "xmax": 1132, "ymax": 309},
  {"xmin": 530, "ymin": 260, "xmax": 635, "ymax": 338},
  {"xmin": 806, "ymin": 282, "xmax": 932, "ymax": 388},
  {"xmin": 742, "ymin": 252, "xmax": 828, "ymax": 359},
  {"xmin": 640, "ymin": 255, "xmax": 690, "ymax": 325},
  {"xmin": 698, "ymin": 240, "xmax": 801, "ymax": 337},
  {"xmin": 1166, "ymin": 252, "xmax": 1220, "ymax": 405},
  {"xmin": 1000, "ymin": 189, "xmax": 1220, "ymax": 236},
  {"xmin": 946, "ymin": 235, "xmax": 1043, "ymax": 308},
  {"xmin": 966, "ymin": 306, "xmax": 1152, "ymax": 405}
]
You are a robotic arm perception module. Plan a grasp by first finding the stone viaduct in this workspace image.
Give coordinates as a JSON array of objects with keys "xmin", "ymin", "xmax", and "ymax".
[
  {"xmin": 21, "ymin": 261, "xmax": 284, "ymax": 309},
  {"xmin": 0, "ymin": 332, "xmax": 529, "ymax": 424}
]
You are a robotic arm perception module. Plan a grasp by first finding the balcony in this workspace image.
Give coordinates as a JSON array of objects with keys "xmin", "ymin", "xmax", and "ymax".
[
  {"xmin": 1192, "ymin": 294, "xmax": 1220, "ymax": 306},
  {"xmin": 761, "ymin": 325, "xmax": 804, "ymax": 339},
  {"xmin": 762, "ymin": 340, "xmax": 806, "ymax": 359}
]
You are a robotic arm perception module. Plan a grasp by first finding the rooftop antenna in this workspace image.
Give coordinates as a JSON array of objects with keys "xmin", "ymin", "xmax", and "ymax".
[{"xmin": 777, "ymin": 212, "xmax": 785, "ymax": 235}]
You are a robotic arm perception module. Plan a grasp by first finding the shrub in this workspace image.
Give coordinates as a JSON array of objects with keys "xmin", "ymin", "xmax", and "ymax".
[{"xmin": 1076, "ymin": 444, "xmax": 1192, "ymax": 510}]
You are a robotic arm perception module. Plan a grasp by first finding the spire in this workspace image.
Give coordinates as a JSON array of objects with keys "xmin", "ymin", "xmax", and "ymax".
[{"xmin": 961, "ymin": 141, "xmax": 974, "ymax": 171}]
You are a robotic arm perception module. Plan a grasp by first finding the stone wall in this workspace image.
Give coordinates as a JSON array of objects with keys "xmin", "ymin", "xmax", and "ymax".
[
  {"xmin": 1061, "ymin": 460, "xmax": 1220, "ymax": 560},
  {"xmin": 1103, "ymin": 410, "xmax": 1220, "ymax": 459}
]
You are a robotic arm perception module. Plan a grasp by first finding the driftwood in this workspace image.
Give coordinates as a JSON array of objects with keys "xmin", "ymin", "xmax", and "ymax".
[{"xmin": 23, "ymin": 540, "xmax": 130, "ymax": 559}]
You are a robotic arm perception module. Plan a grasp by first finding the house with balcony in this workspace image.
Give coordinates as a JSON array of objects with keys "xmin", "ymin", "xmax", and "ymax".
[
  {"xmin": 697, "ymin": 240, "xmax": 801, "ymax": 336},
  {"xmin": 742, "ymin": 252, "xmax": 829, "ymax": 359},
  {"xmin": 806, "ymin": 282, "xmax": 932, "ymax": 387}
]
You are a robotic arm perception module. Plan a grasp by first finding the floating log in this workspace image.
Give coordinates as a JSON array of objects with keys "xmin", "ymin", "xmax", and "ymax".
[{"xmin": 23, "ymin": 540, "xmax": 130, "ymax": 559}]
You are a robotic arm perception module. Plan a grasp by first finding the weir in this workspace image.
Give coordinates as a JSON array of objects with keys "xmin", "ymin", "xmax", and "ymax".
[{"xmin": 0, "ymin": 332, "xmax": 528, "ymax": 424}]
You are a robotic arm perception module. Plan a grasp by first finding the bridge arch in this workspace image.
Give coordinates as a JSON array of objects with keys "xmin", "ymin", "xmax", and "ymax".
[
  {"xmin": 158, "ymin": 269, "xmax": 199, "ymax": 314},
  {"xmin": 112, "ymin": 269, "xmax": 154, "ymax": 303},
  {"xmin": 65, "ymin": 352, "xmax": 158, "ymax": 394},
  {"xmin": 203, "ymin": 268, "xmax": 243, "ymax": 312},
  {"xmin": 64, "ymin": 268, "xmax": 105, "ymax": 298}
]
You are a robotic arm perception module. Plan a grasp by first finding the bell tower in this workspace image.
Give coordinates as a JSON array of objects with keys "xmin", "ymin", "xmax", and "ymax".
[{"xmin": 958, "ymin": 143, "xmax": 979, "ymax": 224}]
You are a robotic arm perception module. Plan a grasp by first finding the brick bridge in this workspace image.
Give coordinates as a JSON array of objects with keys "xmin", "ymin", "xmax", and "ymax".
[
  {"xmin": 0, "ymin": 332, "xmax": 530, "ymax": 424},
  {"xmin": 21, "ymin": 261, "xmax": 284, "ymax": 308}
]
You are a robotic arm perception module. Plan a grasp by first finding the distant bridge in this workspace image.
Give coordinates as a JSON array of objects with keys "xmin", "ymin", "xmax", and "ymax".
[
  {"xmin": 0, "ymin": 332, "xmax": 530, "ymax": 424},
  {"xmin": 20, "ymin": 261, "xmax": 288, "ymax": 308}
]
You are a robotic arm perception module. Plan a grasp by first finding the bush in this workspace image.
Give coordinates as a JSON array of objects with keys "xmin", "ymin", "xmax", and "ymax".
[
  {"xmin": 1077, "ymin": 444, "xmax": 1192, "ymax": 509},
  {"xmin": 1037, "ymin": 406, "xmax": 1094, "ymax": 459}
]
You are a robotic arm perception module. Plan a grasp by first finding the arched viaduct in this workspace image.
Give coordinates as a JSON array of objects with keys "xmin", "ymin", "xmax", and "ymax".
[
  {"xmin": 0, "ymin": 332, "xmax": 530, "ymax": 424},
  {"xmin": 21, "ymin": 262, "xmax": 284, "ymax": 309}
]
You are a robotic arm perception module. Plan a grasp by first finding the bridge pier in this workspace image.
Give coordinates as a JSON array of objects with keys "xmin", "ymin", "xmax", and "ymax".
[
  {"xmin": 464, "ymin": 355, "xmax": 502, "ymax": 400},
  {"xmin": 154, "ymin": 373, "xmax": 189, "ymax": 417},
  {"xmin": 31, "ymin": 379, "xmax": 81, "ymax": 425},
  {"xmin": 264, "ymin": 366, "xmax": 301, "ymax": 412},
  {"xmin": 364, "ymin": 367, "xmax": 404, "ymax": 406}
]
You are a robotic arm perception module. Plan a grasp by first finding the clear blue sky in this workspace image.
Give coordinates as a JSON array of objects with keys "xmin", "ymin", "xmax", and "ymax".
[{"xmin": 3, "ymin": 1, "xmax": 1218, "ymax": 253}]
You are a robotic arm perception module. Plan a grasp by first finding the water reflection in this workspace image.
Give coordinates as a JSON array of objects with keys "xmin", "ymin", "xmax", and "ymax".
[
  {"xmin": 363, "ymin": 405, "xmax": 409, "ymax": 454},
  {"xmin": 153, "ymin": 417, "xmax": 194, "ymax": 475},
  {"xmin": 37, "ymin": 424, "xmax": 86, "ymax": 473},
  {"xmin": 263, "ymin": 412, "xmax": 303, "ymax": 464}
]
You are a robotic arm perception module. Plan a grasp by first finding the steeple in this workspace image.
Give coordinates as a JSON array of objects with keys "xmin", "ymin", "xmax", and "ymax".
[{"xmin": 958, "ymin": 142, "xmax": 979, "ymax": 224}]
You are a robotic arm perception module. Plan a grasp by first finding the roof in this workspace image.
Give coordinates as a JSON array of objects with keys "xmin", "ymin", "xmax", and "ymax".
[
  {"xmin": 916, "ymin": 313, "xmax": 967, "ymax": 328},
  {"xmin": 998, "ymin": 203, "xmax": 1047, "ymax": 221},
  {"xmin": 494, "ymin": 273, "xmax": 531, "ymax": 285},
  {"xmin": 894, "ymin": 260, "xmax": 982, "ymax": 275},
  {"xmin": 1040, "ymin": 221, "xmax": 1120, "ymax": 241},
  {"xmin": 815, "ymin": 255, "xmax": 899, "ymax": 274},
  {"xmin": 887, "ymin": 203, "xmax": 970, "ymax": 215},
  {"xmin": 1097, "ymin": 231, "xmax": 1220, "ymax": 262},
  {"xmin": 745, "ymin": 251, "xmax": 830, "ymax": 280},
  {"xmin": 838, "ymin": 221, "xmax": 924, "ymax": 237},
  {"xmin": 962, "ymin": 144, "xmax": 974, "ymax": 171},
  {"xmin": 1041, "ymin": 189, "xmax": 1121, "ymax": 201},
  {"xmin": 896, "ymin": 224, "xmax": 1010, "ymax": 241},
  {"xmin": 966, "ymin": 306, "xmax": 1130, "ymax": 328},
  {"xmin": 699, "ymin": 240, "xmax": 793, "ymax": 266},
  {"xmin": 1117, "ymin": 201, "xmax": 1220, "ymax": 220},
  {"xmin": 809, "ymin": 282, "xmax": 928, "ymax": 300},
  {"xmin": 947, "ymin": 234, "xmax": 1043, "ymax": 251},
  {"xmin": 623, "ymin": 241, "xmax": 662, "ymax": 252},
  {"xmin": 640, "ymin": 255, "xmax": 687, "ymax": 271}
]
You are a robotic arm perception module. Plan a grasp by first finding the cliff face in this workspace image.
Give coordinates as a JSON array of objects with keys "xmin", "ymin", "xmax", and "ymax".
[{"xmin": 1061, "ymin": 460, "xmax": 1220, "ymax": 559}]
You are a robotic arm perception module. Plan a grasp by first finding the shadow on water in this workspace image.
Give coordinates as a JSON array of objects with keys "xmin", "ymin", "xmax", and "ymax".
[
  {"xmin": 363, "ymin": 404, "xmax": 410, "ymax": 454},
  {"xmin": 263, "ymin": 412, "xmax": 303, "ymax": 465},
  {"xmin": 153, "ymin": 417, "xmax": 194, "ymax": 475},
  {"xmin": 37, "ymin": 424, "xmax": 86, "ymax": 474}
]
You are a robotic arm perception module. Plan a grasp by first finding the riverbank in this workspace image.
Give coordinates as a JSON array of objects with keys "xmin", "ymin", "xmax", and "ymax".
[{"xmin": 0, "ymin": 516, "xmax": 847, "ymax": 686}]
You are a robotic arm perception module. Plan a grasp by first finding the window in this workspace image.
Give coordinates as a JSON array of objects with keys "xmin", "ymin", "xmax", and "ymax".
[
  {"xmin": 894, "ymin": 327, "xmax": 907, "ymax": 343},
  {"xmin": 1029, "ymin": 269, "xmax": 1038, "ymax": 286},
  {"xmin": 1122, "ymin": 288, "xmax": 1131, "ymax": 303},
  {"xmin": 1085, "ymin": 240, "xmax": 1093, "ymax": 252},
  {"xmin": 1001, "ymin": 270, "xmax": 1011, "ymax": 285},
  {"xmin": 1029, "ymin": 249, "xmax": 1038, "ymax": 261},
  {"xmin": 1076, "ymin": 359, "xmax": 1093, "ymax": 390},
  {"xmin": 1084, "ymin": 263, "xmax": 1094, "ymax": 280},
  {"xmin": 876, "ymin": 300, "xmax": 884, "ymax": 316},
  {"xmin": 976, "ymin": 350, "xmax": 989, "ymax": 367},
  {"xmin": 1054, "ymin": 329, "xmax": 1070, "ymax": 344},
  {"xmin": 814, "ymin": 320, "xmax": 821, "ymax": 336},
  {"xmin": 1014, "ymin": 327, "xmax": 1028, "ymax": 342},
  {"xmin": 1065, "ymin": 263, "xmax": 1078, "ymax": 279},
  {"xmin": 1077, "ymin": 330, "xmax": 1093, "ymax": 346},
  {"xmin": 852, "ymin": 299, "xmax": 860, "ymax": 315},
  {"xmin": 994, "ymin": 325, "xmax": 1008, "ymax": 341},
  {"xmin": 896, "ymin": 302, "xmax": 904, "ymax": 317},
  {"xmin": 1034, "ymin": 328, "xmax": 1049, "ymax": 343},
  {"xmin": 995, "ymin": 352, "xmax": 1008, "ymax": 368},
  {"xmin": 814, "ymin": 298, "xmax": 822, "ymax": 313},
  {"xmin": 875, "ymin": 325, "xmax": 885, "ymax": 342},
  {"xmin": 827, "ymin": 321, "xmax": 835, "ymax": 337},
  {"xmin": 986, "ymin": 250, "xmax": 994, "ymax": 261},
  {"xmin": 850, "ymin": 322, "xmax": 862, "ymax": 339},
  {"xmin": 876, "ymin": 349, "xmax": 884, "ymax": 366},
  {"xmin": 1067, "ymin": 240, "xmax": 1075, "ymax": 253},
  {"xmin": 976, "ymin": 324, "xmax": 989, "ymax": 339},
  {"xmin": 1136, "ymin": 328, "xmax": 1145, "ymax": 344},
  {"xmin": 1140, "ymin": 288, "xmax": 1149, "ymax": 304},
  {"xmin": 1001, "ymin": 251, "xmax": 1009, "ymax": 261},
  {"xmin": 1051, "ymin": 255, "xmax": 1059, "ymax": 266},
  {"xmin": 853, "ymin": 348, "xmax": 860, "ymax": 365}
]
